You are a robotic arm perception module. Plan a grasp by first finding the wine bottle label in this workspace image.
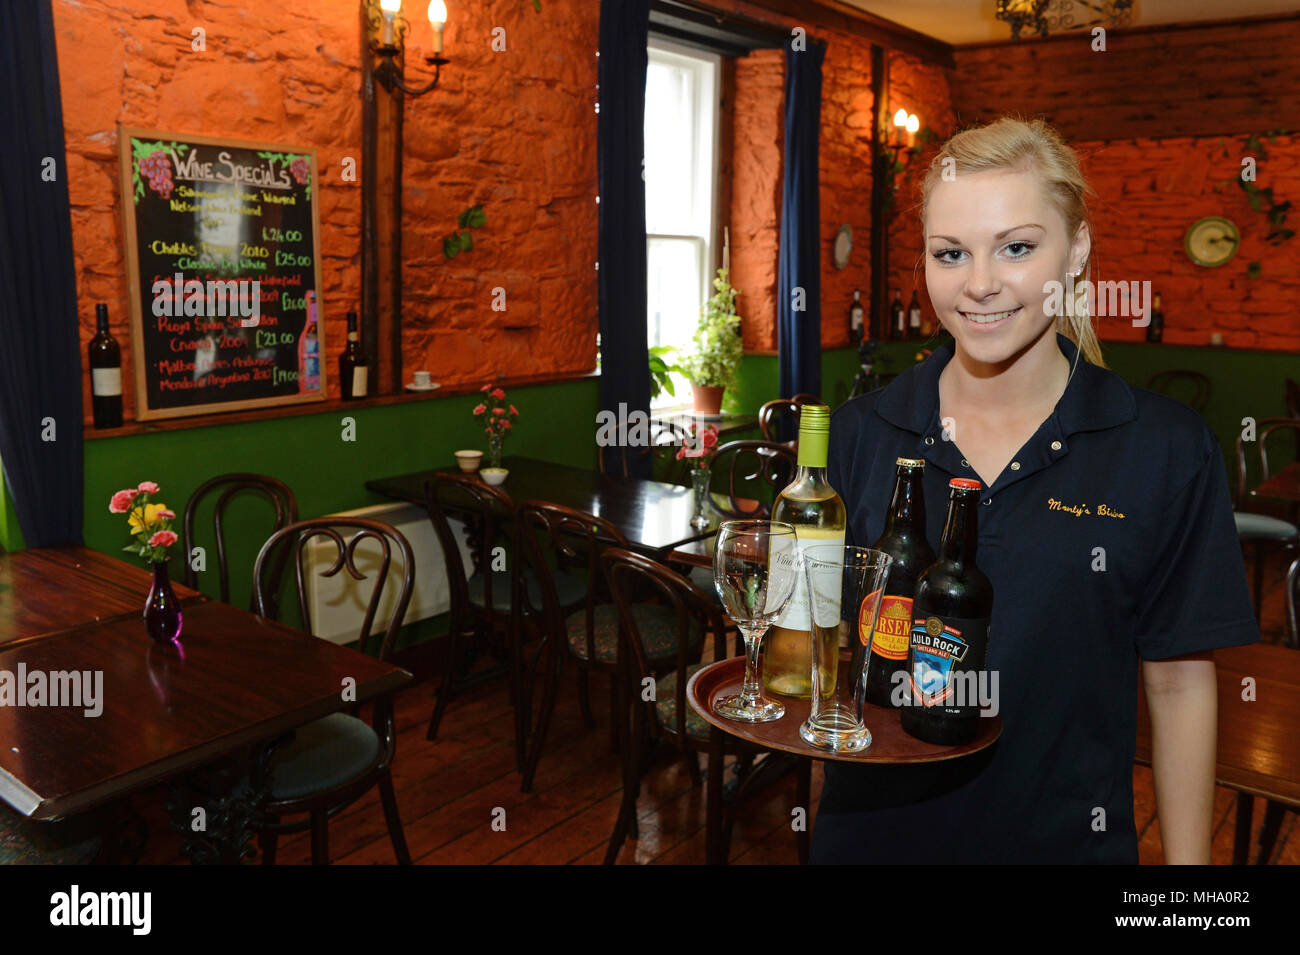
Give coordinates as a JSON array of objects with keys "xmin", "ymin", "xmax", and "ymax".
[
  {"xmin": 91, "ymin": 368, "xmax": 122, "ymax": 396},
  {"xmin": 772, "ymin": 530, "xmax": 844, "ymax": 630},
  {"xmin": 908, "ymin": 614, "xmax": 989, "ymax": 712},
  {"xmin": 864, "ymin": 593, "xmax": 912, "ymax": 660},
  {"xmin": 352, "ymin": 366, "xmax": 368, "ymax": 397}
]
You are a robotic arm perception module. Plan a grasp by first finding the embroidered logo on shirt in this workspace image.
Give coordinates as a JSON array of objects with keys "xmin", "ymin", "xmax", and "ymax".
[{"xmin": 1047, "ymin": 497, "xmax": 1126, "ymax": 518}]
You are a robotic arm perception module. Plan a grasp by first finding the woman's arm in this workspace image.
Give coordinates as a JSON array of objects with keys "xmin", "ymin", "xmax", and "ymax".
[{"xmin": 1142, "ymin": 651, "xmax": 1218, "ymax": 864}]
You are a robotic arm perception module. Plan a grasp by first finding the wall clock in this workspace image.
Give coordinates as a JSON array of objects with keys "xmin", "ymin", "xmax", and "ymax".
[
  {"xmin": 1184, "ymin": 216, "xmax": 1239, "ymax": 268},
  {"xmin": 833, "ymin": 224, "xmax": 852, "ymax": 269}
]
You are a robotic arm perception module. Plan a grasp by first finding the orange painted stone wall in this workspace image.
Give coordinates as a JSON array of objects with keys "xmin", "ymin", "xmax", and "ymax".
[{"xmin": 53, "ymin": 0, "xmax": 598, "ymax": 421}]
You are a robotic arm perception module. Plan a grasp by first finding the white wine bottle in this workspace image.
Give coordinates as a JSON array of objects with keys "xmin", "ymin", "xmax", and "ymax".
[{"xmin": 763, "ymin": 405, "xmax": 846, "ymax": 698}]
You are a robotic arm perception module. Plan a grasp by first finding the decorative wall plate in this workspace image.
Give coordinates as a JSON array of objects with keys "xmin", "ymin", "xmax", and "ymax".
[
  {"xmin": 833, "ymin": 224, "xmax": 852, "ymax": 269},
  {"xmin": 1184, "ymin": 216, "xmax": 1239, "ymax": 268}
]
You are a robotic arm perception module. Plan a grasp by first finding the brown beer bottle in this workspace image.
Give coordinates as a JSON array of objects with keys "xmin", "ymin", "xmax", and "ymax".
[
  {"xmin": 901, "ymin": 477, "xmax": 993, "ymax": 746},
  {"xmin": 860, "ymin": 458, "xmax": 934, "ymax": 707}
]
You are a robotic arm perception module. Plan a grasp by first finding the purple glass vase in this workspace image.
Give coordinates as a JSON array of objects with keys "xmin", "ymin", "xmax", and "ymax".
[{"xmin": 143, "ymin": 561, "xmax": 183, "ymax": 645}]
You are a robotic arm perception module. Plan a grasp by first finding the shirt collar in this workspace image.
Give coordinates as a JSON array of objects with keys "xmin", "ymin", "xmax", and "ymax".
[{"xmin": 874, "ymin": 333, "xmax": 1137, "ymax": 437}]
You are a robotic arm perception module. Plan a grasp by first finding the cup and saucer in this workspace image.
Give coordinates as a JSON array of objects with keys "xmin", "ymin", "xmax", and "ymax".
[{"xmin": 406, "ymin": 370, "xmax": 440, "ymax": 392}]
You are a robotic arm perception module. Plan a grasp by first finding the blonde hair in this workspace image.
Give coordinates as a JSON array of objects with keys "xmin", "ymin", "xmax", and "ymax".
[{"xmin": 919, "ymin": 117, "xmax": 1105, "ymax": 367}]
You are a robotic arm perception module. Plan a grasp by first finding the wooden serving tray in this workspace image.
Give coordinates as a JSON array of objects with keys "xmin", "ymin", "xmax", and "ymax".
[{"xmin": 686, "ymin": 656, "xmax": 1002, "ymax": 764}]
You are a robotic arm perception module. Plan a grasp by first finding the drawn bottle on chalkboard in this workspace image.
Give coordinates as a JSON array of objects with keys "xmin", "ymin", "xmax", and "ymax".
[{"xmin": 299, "ymin": 290, "xmax": 320, "ymax": 393}]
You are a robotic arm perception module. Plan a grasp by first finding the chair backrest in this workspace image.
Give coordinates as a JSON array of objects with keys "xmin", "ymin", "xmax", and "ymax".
[
  {"xmin": 514, "ymin": 500, "xmax": 629, "ymax": 662},
  {"xmin": 1235, "ymin": 417, "xmax": 1300, "ymax": 508},
  {"xmin": 598, "ymin": 417, "xmax": 691, "ymax": 483},
  {"xmin": 1146, "ymin": 370, "xmax": 1211, "ymax": 415},
  {"xmin": 707, "ymin": 440, "xmax": 798, "ymax": 519},
  {"xmin": 182, "ymin": 473, "xmax": 298, "ymax": 609},
  {"xmin": 601, "ymin": 547, "xmax": 726, "ymax": 750},
  {"xmin": 1285, "ymin": 378, "xmax": 1300, "ymax": 421},
  {"xmin": 759, "ymin": 393, "xmax": 822, "ymax": 444},
  {"xmin": 424, "ymin": 473, "xmax": 514, "ymax": 627},
  {"xmin": 252, "ymin": 517, "xmax": 415, "ymax": 663}
]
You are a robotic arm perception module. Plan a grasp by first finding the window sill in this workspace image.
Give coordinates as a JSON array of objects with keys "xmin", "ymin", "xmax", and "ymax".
[{"xmin": 84, "ymin": 369, "xmax": 599, "ymax": 440}]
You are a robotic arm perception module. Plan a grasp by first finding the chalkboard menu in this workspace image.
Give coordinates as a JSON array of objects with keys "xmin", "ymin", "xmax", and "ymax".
[{"xmin": 118, "ymin": 127, "xmax": 327, "ymax": 421}]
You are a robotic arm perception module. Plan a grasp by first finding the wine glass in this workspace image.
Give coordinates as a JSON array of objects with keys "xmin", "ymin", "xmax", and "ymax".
[{"xmin": 712, "ymin": 520, "xmax": 800, "ymax": 722}]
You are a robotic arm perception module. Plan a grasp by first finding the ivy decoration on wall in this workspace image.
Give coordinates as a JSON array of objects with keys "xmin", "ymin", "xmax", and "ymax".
[
  {"xmin": 1238, "ymin": 131, "xmax": 1293, "ymax": 246},
  {"xmin": 257, "ymin": 150, "xmax": 313, "ymax": 201},
  {"xmin": 444, "ymin": 204, "xmax": 486, "ymax": 259},
  {"xmin": 529, "ymin": 0, "xmax": 541, "ymax": 9},
  {"xmin": 880, "ymin": 126, "xmax": 938, "ymax": 217}
]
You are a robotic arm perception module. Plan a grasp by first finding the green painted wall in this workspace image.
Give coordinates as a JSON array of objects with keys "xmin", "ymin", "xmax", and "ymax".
[{"xmin": 78, "ymin": 378, "xmax": 599, "ymax": 618}]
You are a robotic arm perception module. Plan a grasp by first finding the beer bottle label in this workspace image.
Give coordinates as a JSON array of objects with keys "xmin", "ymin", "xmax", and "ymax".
[
  {"xmin": 908, "ymin": 614, "xmax": 990, "ymax": 714},
  {"xmin": 862, "ymin": 593, "xmax": 912, "ymax": 661}
]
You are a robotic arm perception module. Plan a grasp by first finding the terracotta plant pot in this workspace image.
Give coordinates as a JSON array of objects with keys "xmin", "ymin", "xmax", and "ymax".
[{"xmin": 692, "ymin": 385, "xmax": 724, "ymax": 415}]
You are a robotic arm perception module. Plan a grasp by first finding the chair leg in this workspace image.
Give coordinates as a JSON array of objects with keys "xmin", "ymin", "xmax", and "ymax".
[
  {"xmin": 605, "ymin": 704, "xmax": 644, "ymax": 865},
  {"xmin": 521, "ymin": 638, "xmax": 563, "ymax": 793},
  {"xmin": 1233, "ymin": 793, "xmax": 1253, "ymax": 865},
  {"xmin": 706, "ymin": 730, "xmax": 726, "ymax": 865},
  {"xmin": 686, "ymin": 750, "xmax": 703, "ymax": 787},
  {"xmin": 608, "ymin": 671, "xmax": 621, "ymax": 753},
  {"xmin": 1252, "ymin": 545, "xmax": 1264, "ymax": 624},
  {"xmin": 577, "ymin": 667, "xmax": 596, "ymax": 729},
  {"xmin": 1255, "ymin": 800, "xmax": 1286, "ymax": 865},
  {"xmin": 427, "ymin": 623, "xmax": 468, "ymax": 741},
  {"xmin": 309, "ymin": 810, "xmax": 329, "ymax": 866},
  {"xmin": 377, "ymin": 771, "xmax": 411, "ymax": 865},
  {"xmin": 1284, "ymin": 554, "xmax": 1299, "ymax": 649},
  {"xmin": 795, "ymin": 758, "xmax": 812, "ymax": 865},
  {"xmin": 259, "ymin": 830, "xmax": 278, "ymax": 866}
]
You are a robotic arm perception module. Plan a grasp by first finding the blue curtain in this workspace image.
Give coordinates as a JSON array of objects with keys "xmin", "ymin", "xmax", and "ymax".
[
  {"xmin": 597, "ymin": 0, "xmax": 652, "ymax": 477},
  {"xmin": 0, "ymin": 0, "xmax": 84, "ymax": 546},
  {"xmin": 777, "ymin": 39, "xmax": 826, "ymax": 405}
]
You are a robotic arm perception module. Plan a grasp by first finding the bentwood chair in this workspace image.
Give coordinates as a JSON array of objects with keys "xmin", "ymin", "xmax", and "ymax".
[
  {"xmin": 1146, "ymin": 370, "xmax": 1211, "ymax": 415},
  {"xmin": 758, "ymin": 393, "xmax": 821, "ymax": 445},
  {"xmin": 598, "ymin": 417, "xmax": 691, "ymax": 485},
  {"xmin": 707, "ymin": 440, "xmax": 798, "ymax": 520},
  {"xmin": 182, "ymin": 473, "xmax": 298, "ymax": 612},
  {"xmin": 250, "ymin": 518, "xmax": 414, "ymax": 865},
  {"xmin": 422, "ymin": 474, "xmax": 586, "ymax": 745},
  {"xmin": 600, "ymin": 547, "xmax": 811, "ymax": 865},
  {"xmin": 513, "ymin": 500, "xmax": 650, "ymax": 792},
  {"xmin": 1233, "ymin": 418, "xmax": 1300, "ymax": 620}
]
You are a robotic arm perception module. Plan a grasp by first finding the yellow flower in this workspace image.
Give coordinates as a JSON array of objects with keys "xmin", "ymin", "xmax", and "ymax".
[{"xmin": 128, "ymin": 503, "xmax": 169, "ymax": 535}]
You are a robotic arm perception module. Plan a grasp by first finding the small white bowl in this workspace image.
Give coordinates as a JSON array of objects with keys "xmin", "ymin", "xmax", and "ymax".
[
  {"xmin": 480, "ymin": 467, "xmax": 509, "ymax": 486},
  {"xmin": 454, "ymin": 450, "xmax": 483, "ymax": 473}
]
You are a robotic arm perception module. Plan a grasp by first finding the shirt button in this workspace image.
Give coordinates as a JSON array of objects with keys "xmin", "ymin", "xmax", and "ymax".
[
  {"xmin": 1050, "ymin": 441, "xmax": 1062, "ymax": 451},
  {"xmin": 960, "ymin": 458, "xmax": 969, "ymax": 468},
  {"xmin": 924, "ymin": 436, "xmax": 935, "ymax": 446},
  {"xmin": 1010, "ymin": 461, "xmax": 1021, "ymax": 471},
  {"xmin": 983, "ymin": 498, "xmax": 992, "ymax": 506}
]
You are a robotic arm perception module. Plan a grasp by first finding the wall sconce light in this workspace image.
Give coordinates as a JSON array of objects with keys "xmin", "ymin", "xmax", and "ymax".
[
  {"xmin": 366, "ymin": 0, "xmax": 449, "ymax": 97},
  {"xmin": 889, "ymin": 108, "xmax": 921, "ymax": 165}
]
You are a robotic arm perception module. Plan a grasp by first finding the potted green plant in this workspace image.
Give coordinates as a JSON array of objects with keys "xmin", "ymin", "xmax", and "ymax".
[{"xmin": 680, "ymin": 261, "xmax": 743, "ymax": 415}]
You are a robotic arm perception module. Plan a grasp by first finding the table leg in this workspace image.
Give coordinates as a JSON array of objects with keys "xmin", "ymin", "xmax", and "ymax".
[
  {"xmin": 1232, "ymin": 792, "xmax": 1253, "ymax": 866},
  {"xmin": 706, "ymin": 727, "xmax": 725, "ymax": 864},
  {"xmin": 165, "ymin": 737, "xmax": 279, "ymax": 865}
]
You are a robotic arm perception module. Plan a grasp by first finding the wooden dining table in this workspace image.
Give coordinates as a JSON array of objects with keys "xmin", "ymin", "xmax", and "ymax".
[
  {"xmin": 0, "ymin": 546, "xmax": 411, "ymax": 863},
  {"xmin": 366, "ymin": 455, "xmax": 738, "ymax": 557},
  {"xmin": 1251, "ymin": 461, "xmax": 1300, "ymax": 504},
  {"xmin": 0, "ymin": 545, "xmax": 206, "ymax": 647},
  {"xmin": 1136, "ymin": 641, "xmax": 1300, "ymax": 864}
]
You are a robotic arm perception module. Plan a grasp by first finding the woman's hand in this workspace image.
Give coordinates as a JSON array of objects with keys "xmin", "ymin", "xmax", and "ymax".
[{"xmin": 1143, "ymin": 651, "xmax": 1217, "ymax": 864}]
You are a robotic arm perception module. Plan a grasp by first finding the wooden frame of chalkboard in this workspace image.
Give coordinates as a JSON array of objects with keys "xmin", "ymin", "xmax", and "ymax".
[{"xmin": 118, "ymin": 126, "xmax": 328, "ymax": 421}]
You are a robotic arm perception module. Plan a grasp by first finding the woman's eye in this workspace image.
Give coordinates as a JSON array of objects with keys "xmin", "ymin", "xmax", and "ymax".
[
  {"xmin": 1003, "ymin": 241, "xmax": 1035, "ymax": 258},
  {"xmin": 932, "ymin": 248, "xmax": 965, "ymax": 264}
]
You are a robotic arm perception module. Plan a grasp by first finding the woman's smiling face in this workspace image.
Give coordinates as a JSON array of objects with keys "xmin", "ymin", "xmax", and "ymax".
[{"xmin": 924, "ymin": 167, "xmax": 1088, "ymax": 367}]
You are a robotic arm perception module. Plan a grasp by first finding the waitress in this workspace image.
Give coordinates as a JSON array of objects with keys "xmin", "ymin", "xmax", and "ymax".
[{"xmin": 815, "ymin": 117, "xmax": 1259, "ymax": 864}]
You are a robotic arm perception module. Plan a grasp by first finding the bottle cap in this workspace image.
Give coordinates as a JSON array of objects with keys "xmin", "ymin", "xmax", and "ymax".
[
  {"xmin": 796, "ymin": 405, "xmax": 831, "ymax": 467},
  {"xmin": 949, "ymin": 478, "xmax": 981, "ymax": 490},
  {"xmin": 896, "ymin": 457, "xmax": 925, "ymax": 468}
]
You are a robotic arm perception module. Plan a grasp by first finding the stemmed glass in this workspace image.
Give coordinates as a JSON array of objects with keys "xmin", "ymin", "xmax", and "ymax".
[{"xmin": 712, "ymin": 520, "xmax": 800, "ymax": 722}]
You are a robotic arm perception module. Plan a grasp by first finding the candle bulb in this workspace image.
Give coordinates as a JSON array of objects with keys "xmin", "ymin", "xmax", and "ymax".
[
  {"xmin": 428, "ymin": 0, "xmax": 447, "ymax": 54},
  {"xmin": 905, "ymin": 112, "xmax": 919, "ymax": 147},
  {"xmin": 380, "ymin": 0, "xmax": 400, "ymax": 45}
]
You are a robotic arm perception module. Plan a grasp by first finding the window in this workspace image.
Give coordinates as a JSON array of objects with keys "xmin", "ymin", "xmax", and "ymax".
[{"xmin": 645, "ymin": 39, "xmax": 720, "ymax": 407}]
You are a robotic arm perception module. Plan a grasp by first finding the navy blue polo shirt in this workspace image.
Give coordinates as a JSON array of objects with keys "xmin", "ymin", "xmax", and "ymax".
[{"xmin": 815, "ymin": 333, "xmax": 1260, "ymax": 864}]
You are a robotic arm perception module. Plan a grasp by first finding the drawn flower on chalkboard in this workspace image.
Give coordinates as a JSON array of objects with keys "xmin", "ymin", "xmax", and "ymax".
[
  {"xmin": 289, "ymin": 158, "xmax": 310, "ymax": 186},
  {"xmin": 138, "ymin": 150, "xmax": 174, "ymax": 199}
]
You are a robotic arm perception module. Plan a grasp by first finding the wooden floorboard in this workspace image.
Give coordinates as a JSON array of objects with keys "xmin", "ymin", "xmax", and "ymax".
[{"xmin": 125, "ymin": 554, "xmax": 1294, "ymax": 864}]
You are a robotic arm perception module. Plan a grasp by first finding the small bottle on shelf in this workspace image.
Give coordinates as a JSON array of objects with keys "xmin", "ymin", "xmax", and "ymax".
[
  {"xmin": 849, "ymin": 289, "xmax": 865, "ymax": 344},
  {"xmin": 908, "ymin": 291, "xmax": 923, "ymax": 339},
  {"xmin": 340, "ymin": 311, "xmax": 369, "ymax": 400},
  {"xmin": 88, "ymin": 304, "xmax": 123, "ymax": 429},
  {"xmin": 890, "ymin": 290, "xmax": 905, "ymax": 341},
  {"xmin": 1146, "ymin": 292, "xmax": 1164, "ymax": 343}
]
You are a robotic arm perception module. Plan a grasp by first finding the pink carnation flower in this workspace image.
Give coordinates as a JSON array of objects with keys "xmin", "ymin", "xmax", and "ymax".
[
  {"xmin": 156, "ymin": 509, "xmax": 176, "ymax": 520},
  {"xmin": 473, "ymin": 403, "xmax": 486, "ymax": 415},
  {"xmin": 137, "ymin": 481, "xmax": 160, "ymax": 494},
  {"xmin": 148, "ymin": 530, "xmax": 178, "ymax": 548},
  {"xmin": 509, "ymin": 404, "xmax": 519, "ymax": 415},
  {"xmin": 492, "ymin": 407, "xmax": 505, "ymax": 415},
  {"xmin": 109, "ymin": 490, "xmax": 136, "ymax": 514},
  {"xmin": 491, "ymin": 388, "xmax": 506, "ymax": 401},
  {"xmin": 500, "ymin": 420, "xmax": 512, "ymax": 430}
]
